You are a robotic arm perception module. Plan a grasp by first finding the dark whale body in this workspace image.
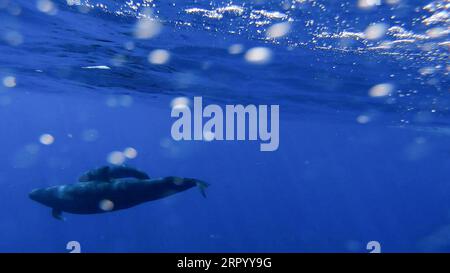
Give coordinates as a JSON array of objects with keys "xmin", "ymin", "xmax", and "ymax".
[{"xmin": 29, "ymin": 176, "xmax": 208, "ymax": 220}]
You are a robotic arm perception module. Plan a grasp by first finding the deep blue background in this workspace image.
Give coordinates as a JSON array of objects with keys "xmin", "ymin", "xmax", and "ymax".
[{"xmin": 0, "ymin": 0, "xmax": 449, "ymax": 252}]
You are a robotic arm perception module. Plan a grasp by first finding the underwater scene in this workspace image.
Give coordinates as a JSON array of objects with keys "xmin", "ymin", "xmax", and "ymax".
[{"xmin": 0, "ymin": 0, "xmax": 449, "ymax": 253}]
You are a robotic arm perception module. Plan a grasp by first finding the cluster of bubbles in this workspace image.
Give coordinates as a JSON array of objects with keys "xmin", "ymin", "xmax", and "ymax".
[
  {"xmin": 10, "ymin": 126, "xmax": 105, "ymax": 169},
  {"xmin": 99, "ymin": 199, "xmax": 114, "ymax": 211},
  {"xmin": 107, "ymin": 147, "xmax": 138, "ymax": 165},
  {"xmin": 368, "ymin": 83, "xmax": 394, "ymax": 98},
  {"xmin": 11, "ymin": 132, "xmax": 55, "ymax": 169},
  {"xmin": 39, "ymin": 134, "xmax": 55, "ymax": 145},
  {"xmin": 105, "ymin": 95, "xmax": 134, "ymax": 108},
  {"xmin": 148, "ymin": 49, "xmax": 170, "ymax": 64},
  {"xmin": 2, "ymin": 0, "xmax": 447, "ymax": 128},
  {"xmin": 36, "ymin": 0, "xmax": 58, "ymax": 15},
  {"xmin": 2, "ymin": 76, "xmax": 16, "ymax": 88},
  {"xmin": 53, "ymin": 0, "xmax": 447, "ymax": 78},
  {"xmin": 0, "ymin": 75, "xmax": 15, "ymax": 106}
]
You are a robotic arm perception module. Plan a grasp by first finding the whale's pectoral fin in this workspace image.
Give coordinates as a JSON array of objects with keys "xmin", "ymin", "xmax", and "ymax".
[
  {"xmin": 52, "ymin": 208, "xmax": 65, "ymax": 221},
  {"xmin": 196, "ymin": 181, "xmax": 209, "ymax": 198}
]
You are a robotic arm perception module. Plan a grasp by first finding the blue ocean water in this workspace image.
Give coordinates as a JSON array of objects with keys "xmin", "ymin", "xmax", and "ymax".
[{"xmin": 0, "ymin": 0, "xmax": 449, "ymax": 252}]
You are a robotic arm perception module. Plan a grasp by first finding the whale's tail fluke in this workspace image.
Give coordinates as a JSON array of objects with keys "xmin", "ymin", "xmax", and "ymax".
[{"xmin": 196, "ymin": 180, "xmax": 209, "ymax": 198}]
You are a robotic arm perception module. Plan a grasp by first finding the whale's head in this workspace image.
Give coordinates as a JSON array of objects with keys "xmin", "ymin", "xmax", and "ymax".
[{"xmin": 29, "ymin": 188, "xmax": 49, "ymax": 205}]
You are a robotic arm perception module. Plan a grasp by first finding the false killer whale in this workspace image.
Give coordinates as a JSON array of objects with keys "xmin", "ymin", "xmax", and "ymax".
[{"xmin": 29, "ymin": 166, "xmax": 209, "ymax": 220}]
